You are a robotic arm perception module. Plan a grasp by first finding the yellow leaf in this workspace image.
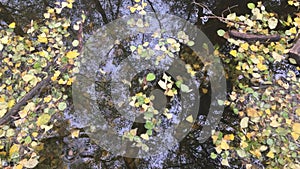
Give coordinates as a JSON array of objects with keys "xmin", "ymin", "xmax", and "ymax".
[
  {"xmin": 37, "ymin": 114, "xmax": 51, "ymax": 126},
  {"xmin": 224, "ymin": 134, "xmax": 234, "ymax": 141},
  {"xmin": 8, "ymin": 22, "xmax": 16, "ymax": 29},
  {"xmin": 164, "ymin": 113, "xmax": 173, "ymax": 119},
  {"xmin": 24, "ymin": 102, "xmax": 35, "ymax": 112},
  {"xmin": 221, "ymin": 158, "xmax": 230, "ymax": 166},
  {"xmin": 144, "ymin": 97, "xmax": 150, "ymax": 104},
  {"xmin": 165, "ymin": 90, "xmax": 174, "ymax": 97},
  {"xmin": 67, "ymin": 77, "xmax": 73, "ymax": 85},
  {"xmin": 186, "ymin": 115, "xmax": 194, "ymax": 123},
  {"xmin": 32, "ymin": 132, "xmax": 39, "ymax": 138},
  {"xmin": 220, "ymin": 139, "xmax": 230, "ymax": 150},
  {"xmin": 129, "ymin": 128, "xmax": 137, "ymax": 136},
  {"xmin": 291, "ymin": 132, "xmax": 299, "ymax": 140},
  {"xmin": 202, "ymin": 88, "xmax": 208, "ymax": 94},
  {"xmin": 250, "ymin": 149, "xmax": 261, "ymax": 158},
  {"xmin": 296, "ymin": 107, "xmax": 300, "ymax": 116},
  {"xmin": 44, "ymin": 95, "xmax": 52, "ymax": 103},
  {"xmin": 212, "ymin": 135, "xmax": 218, "ymax": 144},
  {"xmin": 37, "ymin": 33, "xmax": 48, "ymax": 43},
  {"xmin": 265, "ymin": 109, "xmax": 271, "ymax": 115},
  {"xmin": 141, "ymin": 133, "xmax": 149, "ymax": 140},
  {"xmin": 66, "ymin": 50, "xmax": 80, "ymax": 59},
  {"xmin": 294, "ymin": 17, "xmax": 300, "ymax": 27},
  {"xmin": 240, "ymin": 43, "xmax": 249, "ymax": 50},
  {"xmin": 18, "ymin": 110, "xmax": 27, "ymax": 118},
  {"xmin": 240, "ymin": 140, "xmax": 248, "ymax": 148},
  {"xmin": 71, "ymin": 129, "xmax": 80, "ymax": 138},
  {"xmin": 229, "ymin": 50, "xmax": 237, "ymax": 57},
  {"xmin": 15, "ymin": 164, "xmax": 23, "ymax": 169},
  {"xmin": 9, "ymin": 144, "xmax": 20, "ymax": 158},
  {"xmin": 130, "ymin": 7, "xmax": 137, "ymax": 13},
  {"xmin": 58, "ymin": 79, "xmax": 66, "ymax": 85},
  {"xmin": 67, "ymin": 3, "xmax": 73, "ymax": 8},
  {"xmin": 270, "ymin": 119, "xmax": 281, "ymax": 127},
  {"xmin": 8, "ymin": 99, "xmax": 15, "ymax": 108},
  {"xmin": 0, "ymin": 109, "xmax": 7, "ymax": 118},
  {"xmin": 250, "ymin": 45, "xmax": 258, "ymax": 52},
  {"xmin": 292, "ymin": 123, "xmax": 300, "ymax": 134},
  {"xmin": 257, "ymin": 63, "xmax": 268, "ymax": 71},
  {"xmin": 266, "ymin": 151, "xmax": 274, "ymax": 158},
  {"xmin": 43, "ymin": 13, "xmax": 50, "ymax": 19},
  {"xmin": 246, "ymin": 108, "xmax": 259, "ymax": 117},
  {"xmin": 290, "ymin": 27, "xmax": 297, "ymax": 34}
]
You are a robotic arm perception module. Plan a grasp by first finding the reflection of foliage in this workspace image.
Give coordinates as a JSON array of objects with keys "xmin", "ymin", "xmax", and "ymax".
[
  {"xmin": 0, "ymin": 0, "xmax": 84, "ymax": 168},
  {"xmin": 210, "ymin": 1, "xmax": 300, "ymax": 168},
  {"xmin": 121, "ymin": 0, "xmax": 196, "ymax": 153}
]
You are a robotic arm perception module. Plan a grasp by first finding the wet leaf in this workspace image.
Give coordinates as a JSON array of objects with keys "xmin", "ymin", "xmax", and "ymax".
[
  {"xmin": 146, "ymin": 73, "xmax": 156, "ymax": 81},
  {"xmin": 186, "ymin": 115, "xmax": 193, "ymax": 123},
  {"xmin": 71, "ymin": 129, "xmax": 80, "ymax": 138},
  {"xmin": 180, "ymin": 84, "xmax": 191, "ymax": 93},
  {"xmin": 217, "ymin": 29, "xmax": 226, "ymax": 37}
]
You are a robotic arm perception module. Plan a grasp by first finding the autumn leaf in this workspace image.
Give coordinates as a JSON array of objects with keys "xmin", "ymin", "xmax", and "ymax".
[
  {"xmin": 8, "ymin": 22, "xmax": 16, "ymax": 29},
  {"xmin": 186, "ymin": 115, "xmax": 194, "ymax": 123},
  {"xmin": 9, "ymin": 144, "xmax": 20, "ymax": 159},
  {"xmin": 66, "ymin": 50, "xmax": 80, "ymax": 59},
  {"xmin": 220, "ymin": 139, "xmax": 230, "ymax": 150},
  {"xmin": 37, "ymin": 114, "xmax": 51, "ymax": 126},
  {"xmin": 240, "ymin": 117, "xmax": 249, "ymax": 129},
  {"xmin": 141, "ymin": 133, "xmax": 149, "ymax": 140}
]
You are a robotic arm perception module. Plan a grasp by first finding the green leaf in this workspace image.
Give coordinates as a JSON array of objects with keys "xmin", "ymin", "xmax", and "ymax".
[
  {"xmin": 210, "ymin": 152, "xmax": 218, "ymax": 159},
  {"xmin": 187, "ymin": 40, "xmax": 195, "ymax": 46},
  {"xmin": 58, "ymin": 102, "xmax": 67, "ymax": 111},
  {"xmin": 217, "ymin": 29, "xmax": 226, "ymax": 37},
  {"xmin": 146, "ymin": 73, "xmax": 156, "ymax": 81},
  {"xmin": 130, "ymin": 46, "xmax": 137, "ymax": 52},
  {"xmin": 267, "ymin": 138, "xmax": 274, "ymax": 146},
  {"xmin": 180, "ymin": 84, "xmax": 191, "ymax": 93},
  {"xmin": 247, "ymin": 3, "xmax": 255, "ymax": 9},
  {"xmin": 145, "ymin": 121, "xmax": 154, "ymax": 130}
]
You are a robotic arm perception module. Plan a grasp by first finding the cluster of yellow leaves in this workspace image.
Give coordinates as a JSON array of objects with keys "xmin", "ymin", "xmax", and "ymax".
[{"xmin": 0, "ymin": 0, "xmax": 83, "ymax": 168}]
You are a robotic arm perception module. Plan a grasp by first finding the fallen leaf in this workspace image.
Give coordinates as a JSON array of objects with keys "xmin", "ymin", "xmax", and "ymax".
[
  {"xmin": 37, "ymin": 114, "xmax": 51, "ymax": 126},
  {"xmin": 220, "ymin": 139, "xmax": 230, "ymax": 150},
  {"xmin": 240, "ymin": 117, "xmax": 249, "ymax": 129},
  {"xmin": 186, "ymin": 115, "xmax": 194, "ymax": 123},
  {"xmin": 66, "ymin": 50, "xmax": 80, "ymax": 59},
  {"xmin": 141, "ymin": 133, "xmax": 149, "ymax": 140}
]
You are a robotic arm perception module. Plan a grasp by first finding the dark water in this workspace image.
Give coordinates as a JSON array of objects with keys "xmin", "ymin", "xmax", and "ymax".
[{"xmin": 0, "ymin": 0, "xmax": 296, "ymax": 168}]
